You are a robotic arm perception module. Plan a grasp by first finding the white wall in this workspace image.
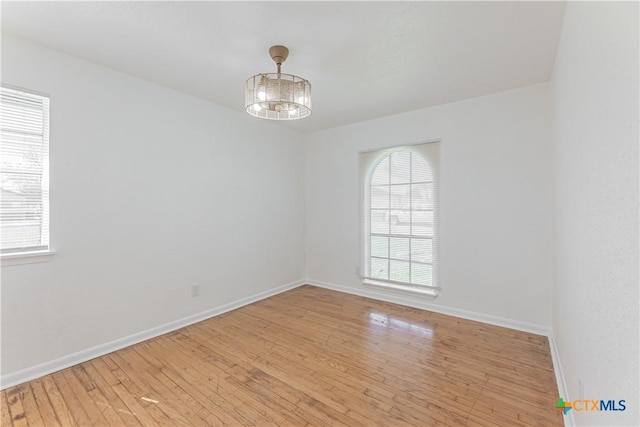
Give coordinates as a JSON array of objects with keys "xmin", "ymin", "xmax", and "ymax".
[
  {"xmin": 552, "ymin": 2, "xmax": 639, "ymax": 426},
  {"xmin": 0, "ymin": 36, "xmax": 305, "ymax": 377},
  {"xmin": 305, "ymin": 83, "xmax": 553, "ymax": 330},
  {"xmin": 4, "ymin": 7, "xmax": 638, "ymax": 418}
]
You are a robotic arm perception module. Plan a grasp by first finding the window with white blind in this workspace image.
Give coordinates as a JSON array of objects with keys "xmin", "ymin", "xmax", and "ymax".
[
  {"xmin": 360, "ymin": 142, "xmax": 440, "ymax": 297},
  {"xmin": 1, "ymin": 86, "xmax": 50, "ymax": 255}
]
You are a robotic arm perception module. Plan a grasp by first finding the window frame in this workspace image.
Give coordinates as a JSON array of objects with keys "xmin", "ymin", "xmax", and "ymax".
[
  {"xmin": 0, "ymin": 85, "xmax": 54, "ymax": 265},
  {"xmin": 360, "ymin": 141, "xmax": 440, "ymax": 298}
]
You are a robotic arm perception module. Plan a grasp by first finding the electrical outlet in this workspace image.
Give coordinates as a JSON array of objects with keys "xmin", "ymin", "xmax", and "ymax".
[{"xmin": 191, "ymin": 283, "xmax": 200, "ymax": 297}]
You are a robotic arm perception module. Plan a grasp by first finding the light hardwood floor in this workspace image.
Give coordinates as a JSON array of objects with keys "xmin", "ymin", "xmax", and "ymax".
[{"xmin": 1, "ymin": 285, "xmax": 563, "ymax": 426}]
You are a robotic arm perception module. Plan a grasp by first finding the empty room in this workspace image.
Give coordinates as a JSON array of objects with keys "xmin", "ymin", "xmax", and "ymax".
[{"xmin": 1, "ymin": 1, "xmax": 638, "ymax": 426}]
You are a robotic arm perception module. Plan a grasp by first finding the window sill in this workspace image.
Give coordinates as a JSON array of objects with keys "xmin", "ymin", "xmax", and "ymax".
[
  {"xmin": 1, "ymin": 250, "xmax": 56, "ymax": 267},
  {"xmin": 362, "ymin": 279, "xmax": 439, "ymax": 299}
]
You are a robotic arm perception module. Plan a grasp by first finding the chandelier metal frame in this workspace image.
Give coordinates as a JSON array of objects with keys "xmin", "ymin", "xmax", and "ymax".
[{"xmin": 245, "ymin": 45, "xmax": 312, "ymax": 121}]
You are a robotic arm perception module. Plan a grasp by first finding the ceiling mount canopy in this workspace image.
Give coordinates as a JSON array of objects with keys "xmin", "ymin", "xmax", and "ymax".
[{"xmin": 245, "ymin": 45, "xmax": 312, "ymax": 120}]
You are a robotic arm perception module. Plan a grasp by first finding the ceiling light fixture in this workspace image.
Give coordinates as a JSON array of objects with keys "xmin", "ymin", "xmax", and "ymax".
[{"xmin": 245, "ymin": 45, "xmax": 312, "ymax": 120}]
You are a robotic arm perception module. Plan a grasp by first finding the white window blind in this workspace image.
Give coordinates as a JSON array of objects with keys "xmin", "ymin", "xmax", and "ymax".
[
  {"xmin": 0, "ymin": 86, "xmax": 50, "ymax": 254},
  {"xmin": 360, "ymin": 142, "xmax": 440, "ymax": 296}
]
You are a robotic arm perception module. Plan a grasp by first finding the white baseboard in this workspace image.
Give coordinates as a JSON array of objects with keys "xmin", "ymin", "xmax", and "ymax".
[
  {"xmin": 548, "ymin": 332, "xmax": 574, "ymax": 427},
  {"xmin": 306, "ymin": 279, "xmax": 551, "ymax": 336},
  {"xmin": 2, "ymin": 278, "xmax": 561, "ymax": 398},
  {"xmin": 306, "ymin": 280, "xmax": 572, "ymax": 422},
  {"xmin": 0, "ymin": 279, "xmax": 305, "ymax": 390}
]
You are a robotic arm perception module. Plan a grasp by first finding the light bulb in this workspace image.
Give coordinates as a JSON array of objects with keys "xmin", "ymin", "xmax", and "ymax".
[
  {"xmin": 258, "ymin": 91, "xmax": 266, "ymax": 101},
  {"xmin": 252, "ymin": 104, "xmax": 262, "ymax": 112}
]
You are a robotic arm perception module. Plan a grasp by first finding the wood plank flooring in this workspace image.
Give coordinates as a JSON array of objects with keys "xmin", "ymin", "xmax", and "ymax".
[{"xmin": 1, "ymin": 285, "xmax": 563, "ymax": 426}]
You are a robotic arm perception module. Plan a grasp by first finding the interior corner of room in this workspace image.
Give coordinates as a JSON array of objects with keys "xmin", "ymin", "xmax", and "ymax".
[{"xmin": 0, "ymin": 2, "xmax": 638, "ymax": 426}]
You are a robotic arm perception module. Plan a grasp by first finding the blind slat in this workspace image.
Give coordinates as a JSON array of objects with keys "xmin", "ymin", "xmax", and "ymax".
[
  {"xmin": 360, "ymin": 142, "xmax": 440, "ymax": 290},
  {"xmin": 0, "ymin": 86, "xmax": 50, "ymax": 253}
]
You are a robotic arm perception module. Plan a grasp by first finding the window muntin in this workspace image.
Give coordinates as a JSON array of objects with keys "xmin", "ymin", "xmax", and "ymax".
[{"xmin": 0, "ymin": 86, "xmax": 50, "ymax": 255}]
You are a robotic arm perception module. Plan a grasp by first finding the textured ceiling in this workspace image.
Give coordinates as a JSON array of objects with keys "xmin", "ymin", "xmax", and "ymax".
[{"xmin": 1, "ymin": 1, "xmax": 566, "ymax": 133}]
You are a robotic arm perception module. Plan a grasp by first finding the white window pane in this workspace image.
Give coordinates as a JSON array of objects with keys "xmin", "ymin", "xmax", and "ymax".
[
  {"xmin": 412, "ymin": 154, "xmax": 432, "ymax": 182},
  {"xmin": 0, "ymin": 87, "xmax": 49, "ymax": 253},
  {"xmin": 371, "ymin": 185, "xmax": 389, "ymax": 208},
  {"xmin": 390, "ymin": 184, "xmax": 410, "ymax": 209},
  {"xmin": 390, "ymin": 237, "xmax": 410, "ymax": 261},
  {"xmin": 371, "ymin": 210, "xmax": 389, "ymax": 234},
  {"xmin": 411, "ymin": 183, "xmax": 433, "ymax": 210},
  {"xmin": 390, "ymin": 151, "xmax": 411, "ymax": 184},
  {"xmin": 1, "ymin": 223, "xmax": 43, "ymax": 248},
  {"xmin": 371, "ymin": 258, "xmax": 389, "ymax": 280},
  {"xmin": 371, "ymin": 156, "xmax": 389, "ymax": 185},
  {"xmin": 390, "ymin": 260, "xmax": 410, "ymax": 282},
  {"xmin": 390, "ymin": 210, "xmax": 410, "ymax": 235},
  {"xmin": 412, "ymin": 209, "xmax": 433, "ymax": 226},
  {"xmin": 365, "ymin": 144, "xmax": 438, "ymax": 290},
  {"xmin": 412, "ymin": 225, "xmax": 433, "ymax": 237},
  {"xmin": 411, "ymin": 238, "xmax": 432, "ymax": 263},
  {"xmin": 411, "ymin": 263, "xmax": 432, "ymax": 286},
  {"xmin": 371, "ymin": 236, "xmax": 388, "ymax": 258}
]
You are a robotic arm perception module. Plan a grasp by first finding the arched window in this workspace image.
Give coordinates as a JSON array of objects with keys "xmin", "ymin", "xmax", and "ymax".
[{"xmin": 361, "ymin": 142, "xmax": 439, "ymax": 296}]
